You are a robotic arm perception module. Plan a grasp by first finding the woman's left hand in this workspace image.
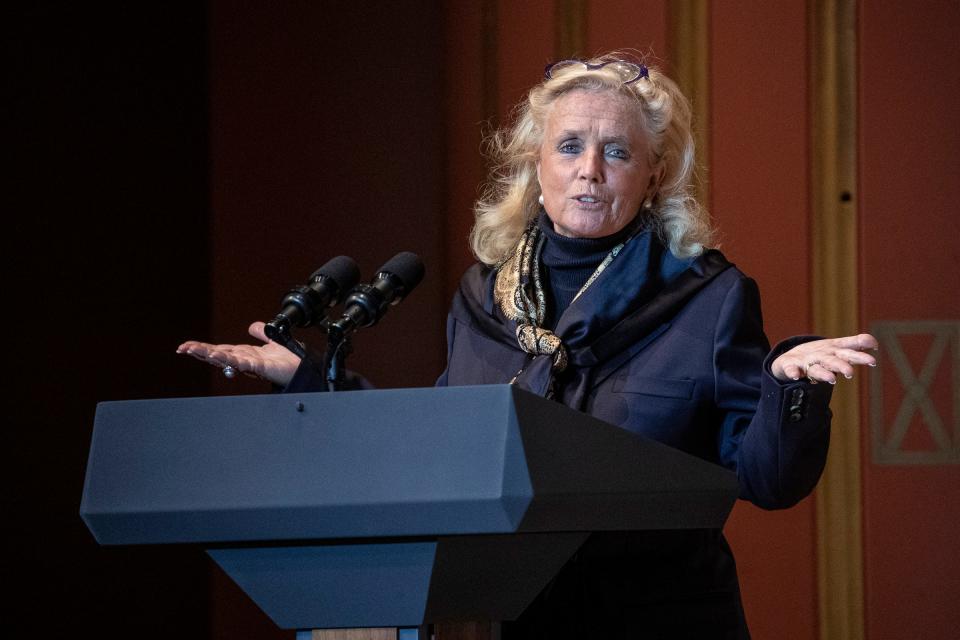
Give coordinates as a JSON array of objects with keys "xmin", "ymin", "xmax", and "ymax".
[{"xmin": 771, "ymin": 333, "xmax": 878, "ymax": 384}]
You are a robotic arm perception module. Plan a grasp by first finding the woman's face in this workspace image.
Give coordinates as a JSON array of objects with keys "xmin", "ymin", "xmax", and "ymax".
[{"xmin": 537, "ymin": 89, "xmax": 662, "ymax": 238}]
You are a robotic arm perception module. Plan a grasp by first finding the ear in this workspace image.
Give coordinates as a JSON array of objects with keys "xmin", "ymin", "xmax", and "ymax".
[
  {"xmin": 536, "ymin": 160, "xmax": 542, "ymax": 188},
  {"xmin": 646, "ymin": 164, "xmax": 666, "ymax": 202}
]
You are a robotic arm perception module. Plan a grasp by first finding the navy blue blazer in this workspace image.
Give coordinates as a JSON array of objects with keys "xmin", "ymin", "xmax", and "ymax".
[{"xmin": 438, "ymin": 261, "xmax": 833, "ymax": 511}]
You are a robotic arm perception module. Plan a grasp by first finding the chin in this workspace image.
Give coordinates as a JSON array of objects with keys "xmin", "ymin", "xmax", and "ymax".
[{"xmin": 558, "ymin": 213, "xmax": 618, "ymax": 238}]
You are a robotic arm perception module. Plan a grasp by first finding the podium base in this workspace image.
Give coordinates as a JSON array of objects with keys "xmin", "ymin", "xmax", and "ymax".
[{"xmin": 297, "ymin": 627, "xmax": 428, "ymax": 640}]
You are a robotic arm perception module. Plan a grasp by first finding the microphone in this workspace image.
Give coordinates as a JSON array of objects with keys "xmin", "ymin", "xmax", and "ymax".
[
  {"xmin": 264, "ymin": 256, "xmax": 361, "ymax": 345},
  {"xmin": 328, "ymin": 252, "xmax": 425, "ymax": 339}
]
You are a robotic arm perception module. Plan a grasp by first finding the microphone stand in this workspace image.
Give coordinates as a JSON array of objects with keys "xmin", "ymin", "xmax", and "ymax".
[{"xmin": 323, "ymin": 325, "xmax": 351, "ymax": 392}]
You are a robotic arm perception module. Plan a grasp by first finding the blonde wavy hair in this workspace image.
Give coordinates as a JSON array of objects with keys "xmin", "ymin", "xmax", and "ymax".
[{"xmin": 470, "ymin": 53, "xmax": 714, "ymax": 266}]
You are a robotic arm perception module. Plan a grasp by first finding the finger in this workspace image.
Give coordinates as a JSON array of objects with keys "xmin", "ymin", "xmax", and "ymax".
[
  {"xmin": 223, "ymin": 356, "xmax": 254, "ymax": 375},
  {"xmin": 181, "ymin": 344, "xmax": 214, "ymax": 360},
  {"xmin": 184, "ymin": 350, "xmax": 216, "ymax": 364},
  {"xmin": 829, "ymin": 333, "xmax": 879, "ymax": 351},
  {"xmin": 228, "ymin": 344, "xmax": 265, "ymax": 360},
  {"xmin": 249, "ymin": 321, "xmax": 271, "ymax": 343},
  {"xmin": 199, "ymin": 354, "xmax": 235, "ymax": 373},
  {"xmin": 204, "ymin": 351, "xmax": 233, "ymax": 369},
  {"xmin": 212, "ymin": 343, "xmax": 242, "ymax": 353},
  {"xmin": 222, "ymin": 346, "xmax": 268, "ymax": 376},
  {"xmin": 782, "ymin": 363, "xmax": 805, "ymax": 381},
  {"xmin": 806, "ymin": 362, "xmax": 837, "ymax": 385},
  {"xmin": 177, "ymin": 340, "xmax": 211, "ymax": 354},
  {"xmin": 204, "ymin": 347, "xmax": 233, "ymax": 360},
  {"xmin": 211, "ymin": 352, "xmax": 261, "ymax": 378},
  {"xmin": 178, "ymin": 344, "xmax": 238, "ymax": 372},
  {"xmin": 817, "ymin": 355, "xmax": 856, "ymax": 380},
  {"xmin": 832, "ymin": 348, "xmax": 877, "ymax": 367},
  {"xmin": 209, "ymin": 346, "xmax": 258, "ymax": 369}
]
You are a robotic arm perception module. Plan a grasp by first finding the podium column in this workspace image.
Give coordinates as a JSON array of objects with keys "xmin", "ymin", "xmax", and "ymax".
[{"xmin": 434, "ymin": 621, "xmax": 499, "ymax": 640}]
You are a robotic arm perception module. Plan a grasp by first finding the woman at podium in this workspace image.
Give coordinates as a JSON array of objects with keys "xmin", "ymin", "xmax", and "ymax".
[{"xmin": 179, "ymin": 53, "xmax": 877, "ymax": 638}]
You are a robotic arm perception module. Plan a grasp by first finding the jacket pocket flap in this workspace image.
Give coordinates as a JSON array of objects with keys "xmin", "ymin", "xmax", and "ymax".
[{"xmin": 612, "ymin": 375, "xmax": 696, "ymax": 399}]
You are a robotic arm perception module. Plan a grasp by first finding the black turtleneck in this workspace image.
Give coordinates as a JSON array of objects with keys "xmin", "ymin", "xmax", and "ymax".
[{"xmin": 538, "ymin": 211, "xmax": 638, "ymax": 329}]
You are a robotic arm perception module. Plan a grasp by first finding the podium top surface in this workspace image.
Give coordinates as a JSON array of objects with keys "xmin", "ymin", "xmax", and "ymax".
[{"xmin": 81, "ymin": 385, "xmax": 737, "ymax": 545}]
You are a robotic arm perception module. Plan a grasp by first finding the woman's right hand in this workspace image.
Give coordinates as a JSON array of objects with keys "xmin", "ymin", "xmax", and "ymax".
[{"xmin": 177, "ymin": 321, "xmax": 301, "ymax": 387}]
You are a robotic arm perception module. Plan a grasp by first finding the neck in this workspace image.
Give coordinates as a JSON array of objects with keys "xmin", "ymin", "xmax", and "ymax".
[{"xmin": 538, "ymin": 211, "xmax": 638, "ymax": 327}]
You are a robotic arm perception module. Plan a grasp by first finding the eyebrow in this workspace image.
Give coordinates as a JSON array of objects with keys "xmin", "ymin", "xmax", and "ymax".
[{"xmin": 554, "ymin": 130, "xmax": 632, "ymax": 146}]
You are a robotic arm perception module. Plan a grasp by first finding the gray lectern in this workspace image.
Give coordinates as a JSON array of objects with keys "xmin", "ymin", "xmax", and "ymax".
[{"xmin": 81, "ymin": 385, "xmax": 738, "ymax": 638}]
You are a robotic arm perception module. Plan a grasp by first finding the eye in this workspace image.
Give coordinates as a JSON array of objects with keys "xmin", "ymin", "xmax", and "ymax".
[
  {"xmin": 558, "ymin": 139, "xmax": 582, "ymax": 154},
  {"xmin": 605, "ymin": 145, "xmax": 630, "ymax": 160}
]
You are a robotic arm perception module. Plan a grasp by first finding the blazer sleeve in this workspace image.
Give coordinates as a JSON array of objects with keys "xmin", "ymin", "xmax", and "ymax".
[
  {"xmin": 712, "ymin": 275, "xmax": 834, "ymax": 510},
  {"xmin": 282, "ymin": 344, "xmax": 375, "ymax": 393},
  {"xmin": 433, "ymin": 310, "xmax": 456, "ymax": 387}
]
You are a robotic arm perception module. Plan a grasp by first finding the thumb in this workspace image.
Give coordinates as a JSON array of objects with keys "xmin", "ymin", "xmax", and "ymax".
[{"xmin": 248, "ymin": 321, "xmax": 270, "ymax": 343}]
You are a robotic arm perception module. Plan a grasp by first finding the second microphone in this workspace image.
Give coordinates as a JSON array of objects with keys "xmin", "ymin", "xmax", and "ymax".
[{"xmin": 328, "ymin": 251, "xmax": 425, "ymax": 340}]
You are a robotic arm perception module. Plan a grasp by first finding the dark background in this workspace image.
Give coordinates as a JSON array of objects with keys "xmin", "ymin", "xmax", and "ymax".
[{"xmin": 7, "ymin": 2, "xmax": 448, "ymax": 637}]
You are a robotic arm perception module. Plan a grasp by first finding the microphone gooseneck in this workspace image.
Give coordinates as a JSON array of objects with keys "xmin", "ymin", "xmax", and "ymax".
[{"xmin": 324, "ymin": 252, "xmax": 425, "ymax": 390}]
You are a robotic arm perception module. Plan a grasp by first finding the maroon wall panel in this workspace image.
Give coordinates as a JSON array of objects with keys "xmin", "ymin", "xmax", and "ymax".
[
  {"xmin": 587, "ymin": 0, "xmax": 669, "ymax": 67},
  {"xmin": 710, "ymin": 3, "xmax": 818, "ymax": 639},
  {"xmin": 859, "ymin": 2, "xmax": 960, "ymax": 638}
]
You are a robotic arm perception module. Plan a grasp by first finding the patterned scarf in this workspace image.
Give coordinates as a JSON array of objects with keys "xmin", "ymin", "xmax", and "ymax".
[{"xmin": 494, "ymin": 218, "xmax": 635, "ymax": 387}]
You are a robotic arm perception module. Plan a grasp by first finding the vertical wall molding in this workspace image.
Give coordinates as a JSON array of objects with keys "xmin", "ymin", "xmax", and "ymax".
[
  {"xmin": 668, "ymin": 1, "xmax": 710, "ymax": 211},
  {"xmin": 481, "ymin": 0, "xmax": 499, "ymax": 123},
  {"xmin": 809, "ymin": 1, "xmax": 864, "ymax": 639},
  {"xmin": 555, "ymin": 0, "xmax": 587, "ymax": 59}
]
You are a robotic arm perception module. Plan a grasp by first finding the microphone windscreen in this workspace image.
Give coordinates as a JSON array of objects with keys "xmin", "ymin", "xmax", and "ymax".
[
  {"xmin": 378, "ymin": 252, "xmax": 425, "ymax": 291},
  {"xmin": 311, "ymin": 256, "xmax": 361, "ymax": 301}
]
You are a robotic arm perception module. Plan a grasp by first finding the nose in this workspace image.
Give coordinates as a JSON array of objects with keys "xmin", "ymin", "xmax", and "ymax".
[{"xmin": 578, "ymin": 148, "xmax": 604, "ymax": 183}]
